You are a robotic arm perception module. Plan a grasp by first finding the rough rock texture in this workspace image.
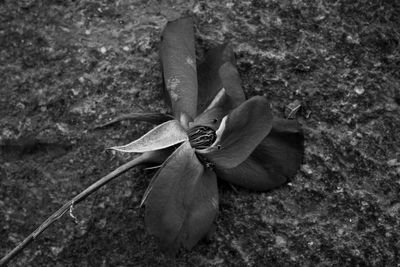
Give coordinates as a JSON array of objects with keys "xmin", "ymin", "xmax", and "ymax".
[{"xmin": 1, "ymin": 0, "xmax": 399, "ymax": 266}]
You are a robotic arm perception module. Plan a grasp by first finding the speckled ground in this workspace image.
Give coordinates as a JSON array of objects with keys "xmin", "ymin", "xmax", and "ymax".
[{"xmin": 1, "ymin": 0, "xmax": 399, "ymax": 266}]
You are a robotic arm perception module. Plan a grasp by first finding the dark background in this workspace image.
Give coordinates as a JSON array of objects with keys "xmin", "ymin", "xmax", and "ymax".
[{"xmin": 1, "ymin": 0, "xmax": 399, "ymax": 266}]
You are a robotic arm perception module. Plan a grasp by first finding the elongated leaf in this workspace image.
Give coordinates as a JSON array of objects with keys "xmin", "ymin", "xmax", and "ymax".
[
  {"xmin": 144, "ymin": 141, "xmax": 218, "ymax": 251},
  {"xmin": 198, "ymin": 96, "xmax": 273, "ymax": 169},
  {"xmin": 161, "ymin": 17, "xmax": 198, "ymax": 119},
  {"xmin": 109, "ymin": 120, "xmax": 187, "ymax": 153},
  {"xmin": 216, "ymin": 118, "xmax": 304, "ymax": 191}
]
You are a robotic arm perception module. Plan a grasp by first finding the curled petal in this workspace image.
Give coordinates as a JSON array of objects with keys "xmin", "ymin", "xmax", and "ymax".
[
  {"xmin": 109, "ymin": 120, "xmax": 187, "ymax": 153},
  {"xmin": 144, "ymin": 142, "xmax": 218, "ymax": 251},
  {"xmin": 219, "ymin": 62, "xmax": 246, "ymax": 107},
  {"xmin": 191, "ymin": 89, "xmax": 233, "ymax": 130},
  {"xmin": 141, "ymin": 147, "xmax": 176, "ymax": 165},
  {"xmin": 215, "ymin": 157, "xmax": 285, "ymax": 191},
  {"xmin": 271, "ymin": 117, "xmax": 303, "ymax": 134},
  {"xmin": 198, "ymin": 96, "xmax": 273, "ymax": 169},
  {"xmin": 254, "ymin": 119, "xmax": 304, "ymax": 177},
  {"xmin": 216, "ymin": 118, "xmax": 304, "ymax": 191},
  {"xmin": 179, "ymin": 112, "xmax": 192, "ymax": 129},
  {"xmin": 161, "ymin": 17, "xmax": 198, "ymax": 119},
  {"xmin": 204, "ymin": 87, "xmax": 232, "ymax": 111},
  {"xmin": 197, "ymin": 44, "xmax": 245, "ymax": 112}
]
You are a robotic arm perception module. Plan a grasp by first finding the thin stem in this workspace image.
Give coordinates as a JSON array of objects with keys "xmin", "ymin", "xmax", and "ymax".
[{"xmin": 0, "ymin": 154, "xmax": 150, "ymax": 266}]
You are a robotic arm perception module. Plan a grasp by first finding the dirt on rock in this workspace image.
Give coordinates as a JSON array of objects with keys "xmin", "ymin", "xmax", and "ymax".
[{"xmin": 1, "ymin": 0, "xmax": 400, "ymax": 266}]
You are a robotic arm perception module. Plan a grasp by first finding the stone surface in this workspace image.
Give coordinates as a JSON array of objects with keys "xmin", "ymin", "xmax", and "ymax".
[{"xmin": 1, "ymin": 0, "xmax": 399, "ymax": 266}]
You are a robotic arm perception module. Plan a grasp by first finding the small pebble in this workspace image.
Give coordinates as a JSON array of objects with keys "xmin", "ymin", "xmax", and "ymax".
[
  {"xmin": 275, "ymin": 235, "xmax": 287, "ymax": 247},
  {"xmin": 100, "ymin": 47, "xmax": 107, "ymax": 54},
  {"xmin": 16, "ymin": 102, "xmax": 25, "ymax": 109},
  {"xmin": 226, "ymin": 2, "xmax": 234, "ymax": 8},
  {"xmin": 71, "ymin": 88, "xmax": 80, "ymax": 96},
  {"xmin": 387, "ymin": 159, "xmax": 399, "ymax": 166},
  {"xmin": 301, "ymin": 164, "xmax": 313, "ymax": 175},
  {"xmin": 51, "ymin": 246, "xmax": 63, "ymax": 256},
  {"xmin": 354, "ymin": 85, "xmax": 365, "ymax": 95}
]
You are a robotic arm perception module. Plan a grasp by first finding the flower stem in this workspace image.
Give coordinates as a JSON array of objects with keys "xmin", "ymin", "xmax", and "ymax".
[{"xmin": 0, "ymin": 154, "xmax": 151, "ymax": 266}]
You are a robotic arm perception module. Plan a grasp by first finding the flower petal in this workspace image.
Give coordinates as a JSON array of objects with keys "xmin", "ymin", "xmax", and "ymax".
[
  {"xmin": 161, "ymin": 17, "xmax": 198, "ymax": 119},
  {"xmin": 176, "ymin": 168, "xmax": 218, "ymax": 249},
  {"xmin": 255, "ymin": 118, "xmax": 304, "ymax": 178},
  {"xmin": 144, "ymin": 141, "xmax": 218, "ymax": 251},
  {"xmin": 197, "ymin": 44, "xmax": 245, "ymax": 113},
  {"xmin": 215, "ymin": 157, "xmax": 285, "ymax": 191},
  {"xmin": 109, "ymin": 120, "xmax": 187, "ymax": 153},
  {"xmin": 198, "ymin": 96, "xmax": 273, "ymax": 169},
  {"xmin": 219, "ymin": 62, "xmax": 246, "ymax": 107},
  {"xmin": 190, "ymin": 88, "xmax": 233, "ymax": 130},
  {"xmin": 215, "ymin": 119, "xmax": 304, "ymax": 191}
]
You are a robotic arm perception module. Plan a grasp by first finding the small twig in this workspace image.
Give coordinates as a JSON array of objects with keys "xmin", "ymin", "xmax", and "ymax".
[
  {"xmin": 229, "ymin": 183, "xmax": 239, "ymax": 194},
  {"xmin": 143, "ymin": 164, "xmax": 162, "ymax": 170},
  {"xmin": 69, "ymin": 202, "xmax": 79, "ymax": 224},
  {"xmin": 93, "ymin": 113, "xmax": 174, "ymax": 129},
  {"xmin": 0, "ymin": 154, "xmax": 151, "ymax": 266},
  {"xmin": 285, "ymin": 100, "xmax": 302, "ymax": 119}
]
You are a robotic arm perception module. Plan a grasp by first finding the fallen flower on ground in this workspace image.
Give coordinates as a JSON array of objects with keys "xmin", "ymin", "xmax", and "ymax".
[{"xmin": 110, "ymin": 16, "xmax": 304, "ymax": 252}]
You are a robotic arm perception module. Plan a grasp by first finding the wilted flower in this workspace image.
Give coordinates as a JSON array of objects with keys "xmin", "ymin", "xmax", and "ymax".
[{"xmin": 110, "ymin": 17, "xmax": 303, "ymax": 252}]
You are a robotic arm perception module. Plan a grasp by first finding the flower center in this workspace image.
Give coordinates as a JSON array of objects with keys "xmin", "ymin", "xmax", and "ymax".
[{"xmin": 187, "ymin": 126, "xmax": 216, "ymax": 149}]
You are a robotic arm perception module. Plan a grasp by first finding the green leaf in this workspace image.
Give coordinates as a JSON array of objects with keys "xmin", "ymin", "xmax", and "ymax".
[
  {"xmin": 109, "ymin": 120, "xmax": 187, "ymax": 153},
  {"xmin": 161, "ymin": 17, "xmax": 198, "ymax": 119}
]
